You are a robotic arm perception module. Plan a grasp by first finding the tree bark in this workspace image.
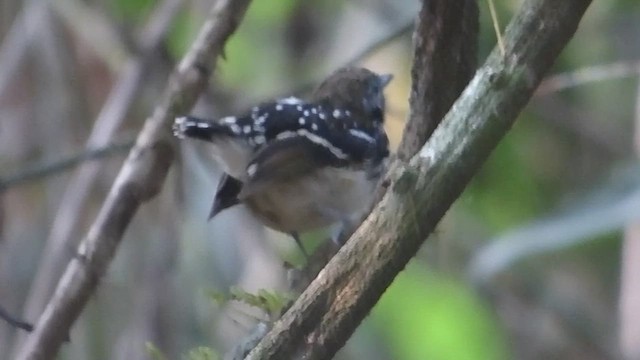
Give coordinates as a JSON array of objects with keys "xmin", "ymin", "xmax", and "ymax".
[
  {"xmin": 398, "ymin": 0, "xmax": 478, "ymax": 160},
  {"xmin": 246, "ymin": 0, "xmax": 593, "ymax": 359}
]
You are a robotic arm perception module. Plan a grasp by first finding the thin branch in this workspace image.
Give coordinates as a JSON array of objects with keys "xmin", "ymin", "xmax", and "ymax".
[
  {"xmin": 246, "ymin": 0, "xmax": 592, "ymax": 358},
  {"xmin": 15, "ymin": 0, "xmax": 253, "ymax": 358},
  {"xmin": 487, "ymin": 0, "xmax": 505, "ymax": 56},
  {"xmin": 0, "ymin": 140, "xmax": 133, "ymax": 192},
  {"xmin": 537, "ymin": 60, "xmax": 640, "ymax": 96},
  {"xmin": 0, "ymin": 303, "xmax": 33, "ymax": 333}
]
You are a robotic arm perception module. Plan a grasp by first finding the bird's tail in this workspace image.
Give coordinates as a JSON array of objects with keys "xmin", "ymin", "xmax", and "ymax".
[{"xmin": 173, "ymin": 116, "xmax": 238, "ymax": 142}]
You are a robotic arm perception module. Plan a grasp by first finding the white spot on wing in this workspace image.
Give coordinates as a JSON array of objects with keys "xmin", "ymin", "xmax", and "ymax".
[
  {"xmin": 275, "ymin": 104, "xmax": 283, "ymax": 111},
  {"xmin": 243, "ymin": 125, "xmax": 252, "ymax": 134},
  {"xmin": 254, "ymin": 135, "xmax": 266, "ymax": 144},
  {"xmin": 247, "ymin": 163, "xmax": 258, "ymax": 177},
  {"xmin": 333, "ymin": 109, "xmax": 342, "ymax": 118},
  {"xmin": 230, "ymin": 124, "xmax": 241, "ymax": 134},
  {"xmin": 222, "ymin": 116, "xmax": 236, "ymax": 124},
  {"xmin": 311, "ymin": 123, "xmax": 318, "ymax": 131},
  {"xmin": 298, "ymin": 117, "xmax": 306, "ymax": 125},
  {"xmin": 278, "ymin": 96, "xmax": 303, "ymax": 105}
]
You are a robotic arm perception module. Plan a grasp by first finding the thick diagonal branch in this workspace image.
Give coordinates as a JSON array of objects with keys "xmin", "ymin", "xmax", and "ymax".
[
  {"xmin": 246, "ymin": 0, "xmax": 593, "ymax": 359},
  {"xmin": 15, "ymin": 0, "xmax": 252, "ymax": 358}
]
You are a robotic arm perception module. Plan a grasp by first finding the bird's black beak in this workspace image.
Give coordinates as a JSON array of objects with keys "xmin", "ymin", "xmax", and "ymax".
[{"xmin": 378, "ymin": 74, "xmax": 393, "ymax": 88}]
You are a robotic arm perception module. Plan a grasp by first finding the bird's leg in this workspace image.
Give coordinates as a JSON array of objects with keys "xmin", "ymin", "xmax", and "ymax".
[{"xmin": 290, "ymin": 231, "xmax": 310, "ymax": 261}]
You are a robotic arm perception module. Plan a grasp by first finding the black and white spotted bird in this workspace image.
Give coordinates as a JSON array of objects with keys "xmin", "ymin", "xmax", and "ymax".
[{"xmin": 173, "ymin": 67, "xmax": 392, "ymax": 254}]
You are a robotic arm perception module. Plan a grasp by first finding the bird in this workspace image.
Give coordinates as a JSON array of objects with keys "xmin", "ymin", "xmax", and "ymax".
[{"xmin": 173, "ymin": 67, "xmax": 392, "ymax": 256}]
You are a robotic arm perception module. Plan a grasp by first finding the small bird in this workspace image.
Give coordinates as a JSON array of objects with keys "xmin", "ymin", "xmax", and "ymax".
[{"xmin": 173, "ymin": 67, "xmax": 392, "ymax": 254}]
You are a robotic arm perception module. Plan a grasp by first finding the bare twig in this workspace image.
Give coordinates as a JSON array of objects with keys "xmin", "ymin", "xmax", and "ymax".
[
  {"xmin": 15, "ymin": 0, "xmax": 252, "ymax": 357},
  {"xmin": 246, "ymin": 0, "xmax": 592, "ymax": 358},
  {"xmin": 537, "ymin": 60, "xmax": 640, "ymax": 96},
  {"xmin": 487, "ymin": 0, "xmax": 505, "ymax": 56},
  {"xmin": 0, "ymin": 303, "xmax": 33, "ymax": 333},
  {"xmin": 0, "ymin": 140, "xmax": 133, "ymax": 192}
]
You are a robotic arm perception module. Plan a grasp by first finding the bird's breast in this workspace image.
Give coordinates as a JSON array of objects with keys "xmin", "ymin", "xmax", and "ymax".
[{"xmin": 242, "ymin": 166, "xmax": 381, "ymax": 233}]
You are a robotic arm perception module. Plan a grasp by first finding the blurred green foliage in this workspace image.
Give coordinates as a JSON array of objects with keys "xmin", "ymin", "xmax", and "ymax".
[
  {"xmin": 372, "ymin": 263, "xmax": 508, "ymax": 360},
  {"xmin": 207, "ymin": 286, "xmax": 293, "ymax": 320},
  {"xmin": 465, "ymin": 119, "xmax": 549, "ymax": 231},
  {"xmin": 109, "ymin": 0, "xmax": 156, "ymax": 20}
]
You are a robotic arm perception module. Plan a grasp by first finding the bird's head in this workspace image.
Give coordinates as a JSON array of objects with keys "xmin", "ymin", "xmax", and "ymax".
[{"xmin": 311, "ymin": 67, "xmax": 393, "ymax": 122}]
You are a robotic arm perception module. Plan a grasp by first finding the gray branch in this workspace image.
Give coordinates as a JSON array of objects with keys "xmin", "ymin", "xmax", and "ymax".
[
  {"xmin": 0, "ymin": 140, "xmax": 133, "ymax": 192},
  {"xmin": 14, "ymin": 0, "xmax": 253, "ymax": 358},
  {"xmin": 246, "ymin": 0, "xmax": 593, "ymax": 358}
]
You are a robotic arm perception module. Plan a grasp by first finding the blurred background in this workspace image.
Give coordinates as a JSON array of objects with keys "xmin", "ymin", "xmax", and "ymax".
[{"xmin": 0, "ymin": 0, "xmax": 639, "ymax": 359}]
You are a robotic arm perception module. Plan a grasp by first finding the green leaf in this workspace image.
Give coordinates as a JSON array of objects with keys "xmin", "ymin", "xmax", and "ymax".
[
  {"xmin": 228, "ymin": 287, "xmax": 293, "ymax": 318},
  {"xmin": 205, "ymin": 289, "xmax": 229, "ymax": 307}
]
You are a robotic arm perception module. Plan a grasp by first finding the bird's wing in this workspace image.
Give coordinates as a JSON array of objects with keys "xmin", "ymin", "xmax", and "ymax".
[{"xmin": 238, "ymin": 136, "xmax": 344, "ymax": 199}]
